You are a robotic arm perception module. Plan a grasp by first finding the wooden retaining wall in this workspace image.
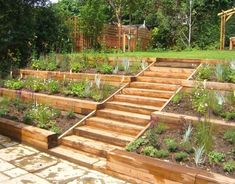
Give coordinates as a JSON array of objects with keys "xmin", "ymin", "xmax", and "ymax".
[
  {"xmin": 0, "ymin": 88, "xmax": 96, "ymax": 114},
  {"xmin": 0, "ymin": 118, "xmax": 57, "ymax": 150},
  {"xmin": 107, "ymin": 149, "xmax": 235, "ymax": 184}
]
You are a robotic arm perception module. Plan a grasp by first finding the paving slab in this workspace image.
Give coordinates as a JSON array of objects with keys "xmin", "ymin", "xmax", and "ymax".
[
  {"xmin": 12, "ymin": 153, "xmax": 59, "ymax": 172},
  {"xmin": 0, "ymin": 173, "xmax": 51, "ymax": 184},
  {"xmin": 3, "ymin": 168, "xmax": 28, "ymax": 178},
  {"xmin": 35, "ymin": 161, "xmax": 86, "ymax": 183},
  {"xmin": 0, "ymin": 159, "xmax": 15, "ymax": 172},
  {"xmin": 0, "ymin": 145, "xmax": 37, "ymax": 161},
  {"xmin": 0, "ymin": 173, "xmax": 10, "ymax": 182}
]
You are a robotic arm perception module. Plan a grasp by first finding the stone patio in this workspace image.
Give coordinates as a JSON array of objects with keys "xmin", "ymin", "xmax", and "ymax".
[{"xmin": 0, "ymin": 134, "xmax": 129, "ymax": 184}]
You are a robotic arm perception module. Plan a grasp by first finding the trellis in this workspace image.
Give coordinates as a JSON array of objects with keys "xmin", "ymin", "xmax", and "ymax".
[{"xmin": 218, "ymin": 7, "xmax": 235, "ymax": 50}]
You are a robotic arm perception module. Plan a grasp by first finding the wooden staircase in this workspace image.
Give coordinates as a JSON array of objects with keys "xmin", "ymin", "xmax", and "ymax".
[{"xmin": 49, "ymin": 60, "xmax": 199, "ymax": 182}]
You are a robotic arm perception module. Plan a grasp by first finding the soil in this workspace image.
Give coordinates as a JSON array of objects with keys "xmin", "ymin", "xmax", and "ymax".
[
  {"xmin": 163, "ymin": 94, "xmax": 235, "ymax": 123},
  {"xmin": 135, "ymin": 126, "xmax": 235, "ymax": 178},
  {"xmin": 1, "ymin": 102, "xmax": 84, "ymax": 134}
]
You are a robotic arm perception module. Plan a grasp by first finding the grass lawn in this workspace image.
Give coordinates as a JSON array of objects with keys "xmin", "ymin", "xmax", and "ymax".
[{"xmin": 74, "ymin": 50, "xmax": 235, "ymax": 60}]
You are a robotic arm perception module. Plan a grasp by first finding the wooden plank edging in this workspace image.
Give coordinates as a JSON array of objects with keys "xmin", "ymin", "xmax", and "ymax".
[
  {"xmin": 0, "ymin": 118, "xmax": 57, "ymax": 150},
  {"xmin": 107, "ymin": 149, "xmax": 235, "ymax": 184}
]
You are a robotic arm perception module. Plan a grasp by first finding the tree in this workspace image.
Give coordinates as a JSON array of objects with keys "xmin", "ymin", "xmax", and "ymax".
[{"xmin": 79, "ymin": 0, "xmax": 107, "ymax": 49}]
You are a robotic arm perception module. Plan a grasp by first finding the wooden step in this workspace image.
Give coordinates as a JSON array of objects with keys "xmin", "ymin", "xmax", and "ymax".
[
  {"xmin": 149, "ymin": 66, "xmax": 194, "ymax": 74},
  {"xmin": 96, "ymin": 108, "xmax": 150, "ymax": 126},
  {"xmin": 86, "ymin": 117, "xmax": 143, "ymax": 135},
  {"xmin": 143, "ymin": 71, "xmax": 189, "ymax": 79},
  {"xmin": 74, "ymin": 126, "xmax": 134, "ymax": 147},
  {"xmin": 114, "ymin": 94, "xmax": 167, "ymax": 107},
  {"xmin": 61, "ymin": 135, "xmax": 122, "ymax": 158},
  {"xmin": 130, "ymin": 82, "xmax": 179, "ymax": 91},
  {"xmin": 49, "ymin": 145, "xmax": 106, "ymax": 170},
  {"xmin": 106, "ymin": 101, "xmax": 160, "ymax": 115},
  {"xmin": 136, "ymin": 76, "xmax": 182, "ymax": 85},
  {"xmin": 155, "ymin": 62, "xmax": 198, "ymax": 68},
  {"xmin": 122, "ymin": 88, "xmax": 174, "ymax": 99}
]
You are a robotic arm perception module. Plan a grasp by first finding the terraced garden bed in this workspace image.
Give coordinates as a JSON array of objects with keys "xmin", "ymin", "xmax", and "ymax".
[
  {"xmin": 125, "ymin": 121, "xmax": 235, "ymax": 179},
  {"xmin": 193, "ymin": 62, "xmax": 235, "ymax": 83},
  {"xmin": 0, "ymin": 76, "xmax": 118, "ymax": 102},
  {"xmin": 28, "ymin": 54, "xmax": 149, "ymax": 76}
]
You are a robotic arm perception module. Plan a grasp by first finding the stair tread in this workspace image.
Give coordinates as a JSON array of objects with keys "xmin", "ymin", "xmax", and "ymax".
[
  {"xmin": 115, "ymin": 94, "xmax": 168, "ymax": 102},
  {"xmin": 75, "ymin": 125, "xmax": 135, "ymax": 142},
  {"xmin": 131, "ymin": 81, "xmax": 179, "ymax": 87},
  {"xmin": 124, "ymin": 87, "xmax": 174, "ymax": 94},
  {"xmin": 149, "ymin": 66, "xmax": 194, "ymax": 72},
  {"xmin": 136, "ymin": 76, "xmax": 182, "ymax": 84},
  {"xmin": 62, "ymin": 135, "xmax": 122, "ymax": 151},
  {"xmin": 50, "ymin": 145, "xmax": 104, "ymax": 165},
  {"xmin": 88, "ymin": 116, "xmax": 144, "ymax": 129},
  {"xmin": 107, "ymin": 101, "xmax": 161, "ymax": 111},
  {"xmin": 97, "ymin": 108, "xmax": 150, "ymax": 120}
]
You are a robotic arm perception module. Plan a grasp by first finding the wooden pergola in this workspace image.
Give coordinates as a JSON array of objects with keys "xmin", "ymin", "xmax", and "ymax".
[{"xmin": 218, "ymin": 7, "xmax": 235, "ymax": 50}]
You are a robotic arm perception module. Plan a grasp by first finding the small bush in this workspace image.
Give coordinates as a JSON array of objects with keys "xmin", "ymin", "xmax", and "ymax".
[
  {"xmin": 172, "ymin": 92, "xmax": 184, "ymax": 104},
  {"xmin": 196, "ymin": 64, "xmax": 213, "ymax": 80},
  {"xmin": 97, "ymin": 62, "xmax": 113, "ymax": 74},
  {"xmin": 175, "ymin": 151, "xmax": 188, "ymax": 162},
  {"xmin": 125, "ymin": 137, "xmax": 148, "ymax": 152},
  {"xmin": 143, "ymin": 146, "xmax": 158, "ymax": 157},
  {"xmin": 64, "ymin": 82, "xmax": 86, "ymax": 97},
  {"xmin": 24, "ymin": 77, "xmax": 44, "ymax": 92},
  {"xmin": 208, "ymin": 151, "xmax": 225, "ymax": 164},
  {"xmin": 224, "ymin": 129, "xmax": 235, "ymax": 144},
  {"xmin": 70, "ymin": 61, "xmax": 85, "ymax": 72},
  {"xmin": 4, "ymin": 79, "xmax": 24, "ymax": 90},
  {"xmin": 223, "ymin": 160, "xmax": 235, "ymax": 173},
  {"xmin": 164, "ymin": 138, "xmax": 178, "ymax": 152},
  {"xmin": 145, "ymin": 128, "xmax": 159, "ymax": 148},
  {"xmin": 155, "ymin": 122, "xmax": 167, "ymax": 134},
  {"xmin": 66, "ymin": 111, "xmax": 76, "ymax": 119},
  {"xmin": 46, "ymin": 80, "xmax": 60, "ymax": 94},
  {"xmin": 180, "ymin": 141, "xmax": 194, "ymax": 153},
  {"xmin": 155, "ymin": 149, "xmax": 169, "ymax": 158}
]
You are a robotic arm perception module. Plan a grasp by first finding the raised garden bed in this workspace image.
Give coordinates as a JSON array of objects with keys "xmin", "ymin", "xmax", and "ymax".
[
  {"xmin": 0, "ymin": 97, "xmax": 84, "ymax": 134},
  {"xmin": 122, "ymin": 121, "xmax": 235, "ymax": 181},
  {"xmin": 0, "ymin": 77, "xmax": 119, "ymax": 102},
  {"xmin": 163, "ymin": 86, "xmax": 235, "ymax": 123},
  {"xmin": 28, "ymin": 54, "xmax": 149, "ymax": 76},
  {"xmin": 193, "ymin": 62, "xmax": 235, "ymax": 83}
]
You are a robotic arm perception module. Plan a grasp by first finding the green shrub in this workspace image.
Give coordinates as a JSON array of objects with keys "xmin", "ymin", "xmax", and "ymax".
[
  {"xmin": 46, "ymin": 80, "xmax": 60, "ymax": 94},
  {"xmin": 24, "ymin": 77, "xmax": 44, "ymax": 92},
  {"xmin": 0, "ymin": 97, "xmax": 9, "ymax": 117},
  {"xmin": 224, "ymin": 129, "xmax": 235, "ymax": 144},
  {"xmin": 155, "ymin": 149, "xmax": 169, "ymax": 158},
  {"xmin": 175, "ymin": 151, "xmax": 188, "ymax": 162},
  {"xmin": 70, "ymin": 61, "xmax": 85, "ymax": 72},
  {"xmin": 172, "ymin": 92, "xmax": 184, "ymax": 104},
  {"xmin": 180, "ymin": 141, "xmax": 194, "ymax": 153},
  {"xmin": 97, "ymin": 62, "xmax": 113, "ymax": 74},
  {"xmin": 155, "ymin": 122, "xmax": 167, "ymax": 134},
  {"xmin": 64, "ymin": 82, "xmax": 86, "ymax": 97},
  {"xmin": 4, "ymin": 79, "xmax": 24, "ymax": 90},
  {"xmin": 143, "ymin": 146, "xmax": 158, "ymax": 157},
  {"xmin": 208, "ymin": 151, "xmax": 225, "ymax": 164},
  {"xmin": 46, "ymin": 61, "xmax": 57, "ymax": 71},
  {"xmin": 196, "ymin": 64, "xmax": 213, "ymax": 80},
  {"xmin": 66, "ymin": 110, "xmax": 76, "ymax": 119},
  {"xmin": 215, "ymin": 64, "xmax": 232, "ymax": 82},
  {"xmin": 145, "ymin": 128, "xmax": 159, "ymax": 148},
  {"xmin": 192, "ymin": 87, "xmax": 210, "ymax": 114},
  {"xmin": 125, "ymin": 137, "xmax": 148, "ymax": 152},
  {"xmin": 164, "ymin": 138, "xmax": 178, "ymax": 152},
  {"xmin": 223, "ymin": 160, "xmax": 235, "ymax": 173},
  {"xmin": 31, "ymin": 59, "xmax": 46, "ymax": 70}
]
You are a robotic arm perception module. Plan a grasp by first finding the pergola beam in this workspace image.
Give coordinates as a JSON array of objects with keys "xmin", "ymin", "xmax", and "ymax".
[{"xmin": 218, "ymin": 8, "xmax": 235, "ymax": 50}]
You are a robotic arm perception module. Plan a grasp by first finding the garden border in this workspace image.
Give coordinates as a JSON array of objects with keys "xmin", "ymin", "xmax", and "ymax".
[
  {"xmin": 0, "ymin": 88, "xmax": 97, "ymax": 114},
  {"xmin": 107, "ymin": 149, "xmax": 235, "ymax": 184},
  {"xmin": 0, "ymin": 117, "xmax": 57, "ymax": 150}
]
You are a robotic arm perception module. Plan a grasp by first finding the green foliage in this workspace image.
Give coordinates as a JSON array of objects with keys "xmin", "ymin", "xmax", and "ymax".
[
  {"xmin": 195, "ymin": 121, "xmax": 213, "ymax": 153},
  {"xmin": 224, "ymin": 129, "xmax": 235, "ymax": 144},
  {"xmin": 4, "ymin": 79, "xmax": 24, "ymax": 90},
  {"xmin": 223, "ymin": 160, "xmax": 235, "ymax": 173},
  {"xmin": 66, "ymin": 110, "xmax": 76, "ymax": 119},
  {"xmin": 145, "ymin": 127, "xmax": 159, "ymax": 148},
  {"xmin": 46, "ymin": 80, "xmax": 60, "ymax": 94},
  {"xmin": 24, "ymin": 77, "xmax": 44, "ymax": 92},
  {"xmin": 172, "ymin": 92, "xmax": 184, "ymax": 104},
  {"xmin": 155, "ymin": 123, "xmax": 167, "ymax": 134},
  {"xmin": 143, "ymin": 146, "xmax": 158, "ymax": 157},
  {"xmin": 180, "ymin": 141, "xmax": 194, "ymax": 154},
  {"xmin": 125, "ymin": 137, "xmax": 148, "ymax": 152},
  {"xmin": 64, "ymin": 81, "xmax": 86, "ymax": 97},
  {"xmin": 154, "ymin": 149, "xmax": 169, "ymax": 158},
  {"xmin": 0, "ymin": 97, "xmax": 9, "ymax": 117},
  {"xmin": 164, "ymin": 138, "xmax": 178, "ymax": 152},
  {"xmin": 175, "ymin": 152, "xmax": 188, "ymax": 162},
  {"xmin": 196, "ymin": 65, "xmax": 213, "ymax": 80},
  {"xmin": 70, "ymin": 61, "xmax": 85, "ymax": 72},
  {"xmin": 97, "ymin": 62, "xmax": 113, "ymax": 74},
  {"xmin": 215, "ymin": 64, "xmax": 232, "ymax": 82},
  {"xmin": 208, "ymin": 151, "xmax": 225, "ymax": 164},
  {"xmin": 191, "ymin": 86, "xmax": 210, "ymax": 114}
]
